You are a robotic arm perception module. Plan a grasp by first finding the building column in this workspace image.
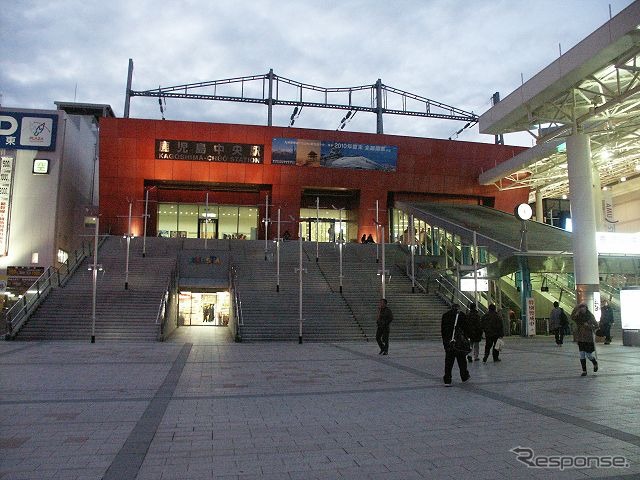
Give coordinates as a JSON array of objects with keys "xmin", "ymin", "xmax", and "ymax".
[
  {"xmin": 535, "ymin": 189, "xmax": 544, "ymax": 223},
  {"xmin": 566, "ymin": 132, "xmax": 600, "ymax": 311}
]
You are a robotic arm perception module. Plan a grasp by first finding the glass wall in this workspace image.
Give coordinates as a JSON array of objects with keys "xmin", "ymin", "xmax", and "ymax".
[
  {"xmin": 299, "ymin": 207, "xmax": 355, "ymax": 242},
  {"xmin": 157, "ymin": 203, "xmax": 258, "ymax": 239}
]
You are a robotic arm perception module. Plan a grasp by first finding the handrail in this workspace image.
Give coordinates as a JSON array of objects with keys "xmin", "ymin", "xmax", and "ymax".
[
  {"xmin": 157, "ymin": 267, "xmax": 177, "ymax": 340},
  {"xmin": 5, "ymin": 240, "xmax": 97, "ymax": 339},
  {"xmin": 229, "ymin": 265, "xmax": 243, "ymax": 342}
]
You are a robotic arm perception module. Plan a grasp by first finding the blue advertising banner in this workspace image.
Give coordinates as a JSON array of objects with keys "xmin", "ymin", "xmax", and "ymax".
[
  {"xmin": 272, "ymin": 138, "xmax": 397, "ymax": 171},
  {"xmin": 0, "ymin": 111, "xmax": 58, "ymax": 151}
]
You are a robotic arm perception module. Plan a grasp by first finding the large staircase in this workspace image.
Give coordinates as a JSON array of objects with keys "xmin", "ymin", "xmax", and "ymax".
[
  {"xmin": 232, "ymin": 240, "xmax": 448, "ymax": 342},
  {"xmin": 15, "ymin": 236, "xmax": 177, "ymax": 341}
]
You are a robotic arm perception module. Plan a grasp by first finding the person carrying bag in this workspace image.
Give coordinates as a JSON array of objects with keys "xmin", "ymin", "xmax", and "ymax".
[{"xmin": 441, "ymin": 304, "xmax": 471, "ymax": 386}]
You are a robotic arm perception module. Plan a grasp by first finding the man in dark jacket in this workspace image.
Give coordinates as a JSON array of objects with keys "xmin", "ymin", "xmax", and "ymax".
[
  {"xmin": 376, "ymin": 298, "xmax": 393, "ymax": 355},
  {"xmin": 600, "ymin": 300, "xmax": 614, "ymax": 345},
  {"xmin": 481, "ymin": 303, "xmax": 504, "ymax": 362},
  {"xmin": 441, "ymin": 303, "xmax": 470, "ymax": 386}
]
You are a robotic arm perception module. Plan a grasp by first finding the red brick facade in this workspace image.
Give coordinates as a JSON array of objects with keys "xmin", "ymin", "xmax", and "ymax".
[{"xmin": 99, "ymin": 118, "xmax": 527, "ymax": 238}]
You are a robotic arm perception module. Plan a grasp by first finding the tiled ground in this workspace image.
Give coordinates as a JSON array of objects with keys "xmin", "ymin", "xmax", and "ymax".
[{"xmin": 1, "ymin": 328, "xmax": 639, "ymax": 479}]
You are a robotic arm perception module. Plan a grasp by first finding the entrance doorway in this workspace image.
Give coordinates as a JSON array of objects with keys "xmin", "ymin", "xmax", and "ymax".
[
  {"xmin": 178, "ymin": 291, "xmax": 230, "ymax": 326},
  {"xmin": 198, "ymin": 218, "xmax": 218, "ymax": 239},
  {"xmin": 301, "ymin": 219, "xmax": 348, "ymax": 242}
]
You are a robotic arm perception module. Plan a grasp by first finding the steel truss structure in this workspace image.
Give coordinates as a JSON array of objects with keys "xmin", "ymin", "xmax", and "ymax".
[
  {"xmin": 124, "ymin": 62, "xmax": 478, "ymax": 135},
  {"xmin": 484, "ymin": 42, "xmax": 640, "ymax": 201}
]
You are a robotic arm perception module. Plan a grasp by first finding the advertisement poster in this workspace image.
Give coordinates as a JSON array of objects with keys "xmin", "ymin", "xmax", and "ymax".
[
  {"xmin": 0, "ymin": 153, "xmax": 15, "ymax": 256},
  {"xmin": 272, "ymin": 138, "xmax": 397, "ymax": 171}
]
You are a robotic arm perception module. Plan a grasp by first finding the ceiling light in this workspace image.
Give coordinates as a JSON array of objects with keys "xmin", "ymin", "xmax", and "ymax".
[
  {"xmin": 620, "ymin": 177, "xmax": 627, "ymax": 182},
  {"xmin": 636, "ymin": 164, "xmax": 640, "ymax": 172},
  {"xmin": 600, "ymin": 150, "xmax": 611, "ymax": 160}
]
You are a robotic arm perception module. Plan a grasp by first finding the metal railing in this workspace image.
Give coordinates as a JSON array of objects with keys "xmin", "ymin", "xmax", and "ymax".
[
  {"xmin": 157, "ymin": 268, "xmax": 177, "ymax": 341},
  {"xmin": 5, "ymin": 241, "xmax": 95, "ymax": 339},
  {"xmin": 229, "ymin": 266, "xmax": 243, "ymax": 342}
]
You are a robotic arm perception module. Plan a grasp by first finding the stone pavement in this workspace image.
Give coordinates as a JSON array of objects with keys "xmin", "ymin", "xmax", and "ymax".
[{"xmin": 1, "ymin": 328, "xmax": 639, "ymax": 480}]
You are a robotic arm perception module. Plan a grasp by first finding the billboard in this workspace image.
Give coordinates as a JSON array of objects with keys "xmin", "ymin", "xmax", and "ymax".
[
  {"xmin": 272, "ymin": 138, "xmax": 397, "ymax": 171},
  {"xmin": 0, "ymin": 111, "xmax": 58, "ymax": 151}
]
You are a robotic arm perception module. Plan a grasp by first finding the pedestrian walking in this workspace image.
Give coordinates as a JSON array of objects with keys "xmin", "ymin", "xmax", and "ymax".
[
  {"xmin": 481, "ymin": 304, "xmax": 504, "ymax": 362},
  {"xmin": 572, "ymin": 302, "xmax": 599, "ymax": 376},
  {"xmin": 375, "ymin": 298, "xmax": 393, "ymax": 355},
  {"xmin": 441, "ymin": 303, "xmax": 471, "ymax": 386},
  {"xmin": 549, "ymin": 301, "xmax": 568, "ymax": 346},
  {"xmin": 466, "ymin": 303, "xmax": 482, "ymax": 362},
  {"xmin": 600, "ymin": 300, "xmax": 614, "ymax": 344}
]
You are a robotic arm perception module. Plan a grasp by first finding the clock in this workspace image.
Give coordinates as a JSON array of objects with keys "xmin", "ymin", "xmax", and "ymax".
[{"xmin": 515, "ymin": 203, "xmax": 533, "ymax": 220}]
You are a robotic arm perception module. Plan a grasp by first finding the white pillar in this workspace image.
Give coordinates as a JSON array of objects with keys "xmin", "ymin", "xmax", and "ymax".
[
  {"xmin": 535, "ymin": 189, "xmax": 544, "ymax": 223},
  {"xmin": 592, "ymin": 164, "xmax": 604, "ymax": 231},
  {"xmin": 567, "ymin": 133, "xmax": 600, "ymax": 310}
]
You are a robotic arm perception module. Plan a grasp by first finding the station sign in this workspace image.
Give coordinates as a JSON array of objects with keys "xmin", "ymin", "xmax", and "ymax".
[
  {"xmin": 0, "ymin": 111, "xmax": 58, "ymax": 151},
  {"xmin": 155, "ymin": 139, "xmax": 263, "ymax": 164}
]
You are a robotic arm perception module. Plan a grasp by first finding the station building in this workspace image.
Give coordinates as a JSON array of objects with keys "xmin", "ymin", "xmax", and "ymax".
[{"xmin": 98, "ymin": 118, "xmax": 528, "ymax": 242}]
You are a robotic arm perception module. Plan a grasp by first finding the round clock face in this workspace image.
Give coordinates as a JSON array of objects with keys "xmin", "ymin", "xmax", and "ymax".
[{"xmin": 515, "ymin": 203, "xmax": 533, "ymax": 220}]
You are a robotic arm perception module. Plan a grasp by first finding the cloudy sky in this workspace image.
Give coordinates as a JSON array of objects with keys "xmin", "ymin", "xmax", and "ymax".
[{"xmin": 1, "ymin": 0, "xmax": 634, "ymax": 145}]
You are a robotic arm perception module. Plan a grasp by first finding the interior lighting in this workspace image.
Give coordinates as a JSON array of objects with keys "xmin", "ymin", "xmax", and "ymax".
[
  {"xmin": 635, "ymin": 163, "xmax": 640, "ymax": 172},
  {"xmin": 600, "ymin": 150, "xmax": 611, "ymax": 160},
  {"xmin": 621, "ymin": 177, "xmax": 627, "ymax": 182},
  {"xmin": 562, "ymin": 194, "xmax": 568, "ymax": 200}
]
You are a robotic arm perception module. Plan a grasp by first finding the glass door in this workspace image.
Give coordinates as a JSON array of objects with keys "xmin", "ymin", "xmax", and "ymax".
[{"xmin": 198, "ymin": 218, "xmax": 218, "ymax": 239}]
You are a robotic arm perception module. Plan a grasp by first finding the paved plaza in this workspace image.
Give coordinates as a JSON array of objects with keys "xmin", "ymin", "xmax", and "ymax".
[{"xmin": 1, "ymin": 328, "xmax": 639, "ymax": 480}]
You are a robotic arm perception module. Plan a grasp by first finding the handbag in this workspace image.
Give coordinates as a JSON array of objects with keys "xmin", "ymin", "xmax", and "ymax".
[
  {"xmin": 494, "ymin": 337, "xmax": 505, "ymax": 351},
  {"xmin": 447, "ymin": 313, "xmax": 471, "ymax": 355}
]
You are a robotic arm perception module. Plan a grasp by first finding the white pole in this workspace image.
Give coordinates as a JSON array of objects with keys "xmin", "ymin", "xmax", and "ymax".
[
  {"xmin": 204, "ymin": 192, "xmax": 209, "ymax": 249},
  {"xmin": 410, "ymin": 214, "xmax": 415, "ymax": 293},
  {"xmin": 142, "ymin": 188, "xmax": 149, "ymax": 258},
  {"xmin": 277, "ymin": 207, "xmax": 281, "ymax": 292},
  {"xmin": 316, "ymin": 196, "xmax": 319, "ymax": 262},
  {"xmin": 298, "ymin": 222, "xmax": 303, "ymax": 344},
  {"xmin": 473, "ymin": 230, "xmax": 478, "ymax": 307},
  {"xmin": 339, "ymin": 208, "xmax": 343, "ymax": 293},
  {"xmin": 125, "ymin": 201, "xmax": 132, "ymax": 290},
  {"xmin": 381, "ymin": 226, "xmax": 386, "ymax": 299},
  {"xmin": 264, "ymin": 193, "xmax": 269, "ymax": 261},
  {"xmin": 91, "ymin": 217, "xmax": 99, "ymax": 343},
  {"xmin": 375, "ymin": 200, "xmax": 379, "ymax": 263}
]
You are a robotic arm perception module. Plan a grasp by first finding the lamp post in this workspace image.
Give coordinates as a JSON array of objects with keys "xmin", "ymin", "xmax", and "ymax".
[
  {"xmin": 294, "ymin": 219, "xmax": 306, "ymax": 343},
  {"xmin": 410, "ymin": 214, "xmax": 416, "ymax": 293},
  {"xmin": 315, "ymin": 196, "xmax": 319, "ymax": 262},
  {"xmin": 515, "ymin": 203, "xmax": 533, "ymax": 336},
  {"xmin": 375, "ymin": 200, "xmax": 380, "ymax": 263},
  {"xmin": 380, "ymin": 225, "xmax": 387, "ymax": 299},
  {"xmin": 124, "ymin": 200, "xmax": 133, "ymax": 290},
  {"xmin": 204, "ymin": 192, "xmax": 209, "ymax": 250},
  {"xmin": 140, "ymin": 185, "xmax": 157, "ymax": 258},
  {"xmin": 142, "ymin": 188, "xmax": 149, "ymax": 258},
  {"xmin": 332, "ymin": 205, "xmax": 345, "ymax": 293},
  {"xmin": 263, "ymin": 193, "xmax": 270, "ymax": 261},
  {"xmin": 88, "ymin": 216, "xmax": 101, "ymax": 343}
]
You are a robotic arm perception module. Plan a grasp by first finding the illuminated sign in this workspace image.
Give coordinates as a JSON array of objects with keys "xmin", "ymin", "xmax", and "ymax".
[
  {"xmin": 0, "ymin": 111, "xmax": 58, "ymax": 151},
  {"xmin": 596, "ymin": 232, "xmax": 640, "ymax": 255},
  {"xmin": 526, "ymin": 298, "xmax": 536, "ymax": 336},
  {"xmin": 620, "ymin": 288, "xmax": 640, "ymax": 330},
  {"xmin": 272, "ymin": 138, "xmax": 397, "ymax": 171},
  {"xmin": 32, "ymin": 158, "xmax": 50, "ymax": 174},
  {"xmin": 155, "ymin": 139, "xmax": 263, "ymax": 164},
  {"xmin": 0, "ymin": 154, "xmax": 15, "ymax": 256}
]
